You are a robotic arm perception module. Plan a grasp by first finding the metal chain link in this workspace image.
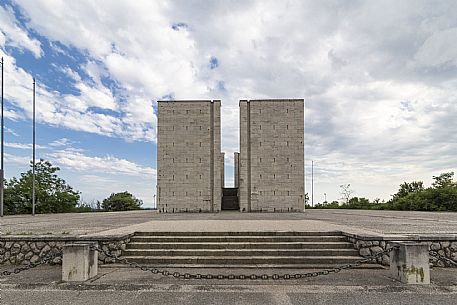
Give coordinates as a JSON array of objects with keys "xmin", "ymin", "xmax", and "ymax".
[
  {"xmin": 0, "ymin": 251, "xmax": 62, "ymax": 276},
  {"xmin": 5, "ymin": 245, "xmax": 455, "ymax": 279},
  {"xmin": 429, "ymin": 250, "xmax": 457, "ymax": 268},
  {"xmin": 92, "ymin": 244, "xmax": 396, "ymax": 280}
]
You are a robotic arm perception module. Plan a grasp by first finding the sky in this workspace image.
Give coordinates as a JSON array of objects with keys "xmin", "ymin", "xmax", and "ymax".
[{"xmin": 0, "ymin": 0, "xmax": 456, "ymax": 208}]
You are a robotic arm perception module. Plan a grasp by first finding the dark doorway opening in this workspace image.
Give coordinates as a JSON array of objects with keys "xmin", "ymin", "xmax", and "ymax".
[{"xmin": 222, "ymin": 188, "xmax": 239, "ymax": 210}]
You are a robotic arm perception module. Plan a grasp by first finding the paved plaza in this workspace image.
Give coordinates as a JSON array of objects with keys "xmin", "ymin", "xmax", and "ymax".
[
  {"xmin": 1, "ymin": 209, "xmax": 456, "ymax": 304},
  {"xmin": 0, "ymin": 265, "xmax": 456, "ymax": 305},
  {"xmin": 1, "ymin": 209, "xmax": 457, "ymax": 236}
]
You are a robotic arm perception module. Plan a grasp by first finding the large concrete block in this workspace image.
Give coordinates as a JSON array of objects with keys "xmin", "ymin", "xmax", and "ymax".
[
  {"xmin": 239, "ymin": 99, "xmax": 304, "ymax": 212},
  {"xmin": 390, "ymin": 242, "xmax": 430, "ymax": 285},
  {"xmin": 157, "ymin": 100, "xmax": 222, "ymax": 212},
  {"xmin": 62, "ymin": 243, "xmax": 98, "ymax": 282}
]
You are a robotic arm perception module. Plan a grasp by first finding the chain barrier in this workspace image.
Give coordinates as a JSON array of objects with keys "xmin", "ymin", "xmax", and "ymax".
[
  {"xmin": 8, "ymin": 245, "xmax": 456, "ymax": 280},
  {"xmin": 429, "ymin": 250, "xmax": 457, "ymax": 268},
  {"xmin": 91, "ymin": 244, "xmax": 396, "ymax": 280},
  {"xmin": 0, "ymin": 251, "xmax": 62, "ymax": 276}
]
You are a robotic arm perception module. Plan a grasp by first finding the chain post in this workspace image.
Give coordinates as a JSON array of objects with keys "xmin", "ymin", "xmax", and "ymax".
[{"xmin": 1, "ymin": 245, "xmax": 411, "ymax": 280}]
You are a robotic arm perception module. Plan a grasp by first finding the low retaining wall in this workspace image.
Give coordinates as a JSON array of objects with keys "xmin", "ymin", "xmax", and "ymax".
[
  {"xmin": 2, "ymin": 232, "xmax": 456, "ymax": 267},
  {"xmin": 344, "ymin": 233, "xmax": 457, "ymax": 267},
  {"xmin": 0, "ymin": 234, "xmax": 132, "ymax": 266}
]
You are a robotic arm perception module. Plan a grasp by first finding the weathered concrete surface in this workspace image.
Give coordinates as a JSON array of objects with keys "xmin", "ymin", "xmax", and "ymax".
[
  {"xmin": 0, "ymin": 210, "xmax": 154, "ymax": 235},
  {"xmin": 156, "ymin": 100, "xmax": 222, "ymax": 213},
  {"xmin": 2, "ymin": 209, "xmax": 457, "ymax": 237},
  {"xmin": 305, "ymin": 209, "xmax": 457, "ymax": 234},
  {"xmin": 62, "ymin": 243, "xmax": 98, "ymax": 282},
  {"xmin": 89, "ymin": 218, "xmax": 377, "ymax": 237},
  {"xmin": 239, "ymin": 99, "xmax": 304, "ymax": 212},
  {"xmin": 390, "ymin": 242, "xmax": 430, "ymax": 284},
  {"xmin": 0, "ymin": 265, "xmax": 456, "ymax": 305}
]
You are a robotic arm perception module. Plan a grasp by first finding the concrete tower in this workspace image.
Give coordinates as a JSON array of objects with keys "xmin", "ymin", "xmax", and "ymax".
[
  {"xmin": 156, "ymin": 100, "xmax": 223, "ymax": 213},
  {"xmin": 237, "ymin": 99, "xmax": 305, "ymax": 212}
]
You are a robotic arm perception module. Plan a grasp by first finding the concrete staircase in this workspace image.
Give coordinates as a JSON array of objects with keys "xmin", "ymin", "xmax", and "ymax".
[{"xmin": 122, "ymin": 232, "xmax": 365, "ymax": 268}]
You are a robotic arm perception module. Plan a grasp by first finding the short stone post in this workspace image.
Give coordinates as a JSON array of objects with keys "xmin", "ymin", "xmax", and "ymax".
[
  {"xmin": 62, "ymin": 243, "xmax": 98, "ymax": 282},
  {"xmin": 389, "ymin": 242, "xmax": 430, "ymax": 285}
]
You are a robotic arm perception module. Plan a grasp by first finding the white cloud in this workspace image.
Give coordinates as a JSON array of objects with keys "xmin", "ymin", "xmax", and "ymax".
[
  {"xmin": 5, "ymin": 142, "xmax": 46, "ymax": 149},
  {"xmin": 47, "ymin": 149, "xmax": 157, "ymax": 206},
  {"xmin": 49, "ymin": 137, "xmax": 75, "ymax": 147},
  {"xmin": 48, "ymin": 148, "xmax": 156, "ymax": 178},
  {"xmin": 76, "ymin": 174, "xmax": 155, "ymax": 207},
  {"xmin": 0, "ymin": 5, "xmax": 42, "ymax": 58},
  {"xmin": 4, "ymin": 152, "xmax": 29, "ymax": 164},
  {"xmin": 414, "ymin": 27, "xmax": 457, "ymax": 68},
  {"xmin": 2, "ymin": 0, "xmax": 457, "ymax": 202},
  {"xmin": 4, "ymin": 148, "xmax": 156, "ymax": 206},
  {"xmin": 5, "ymin": 127, "xmax": 19, "ymax": 137},
  {"xmin": 74, "ymin": 81, "xmax": 117, "ymax": 111},
  {"xmin": 0, "ymin": 49, "xmax": 156, "ymax": 141}
]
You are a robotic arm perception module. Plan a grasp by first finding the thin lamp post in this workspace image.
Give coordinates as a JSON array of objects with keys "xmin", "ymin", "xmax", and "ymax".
[
  {"xmin": 32, "ymin": 78, "xmax": 36, "ymax": 216},
  {"xmin": 0, "ymin": 57, "xmax": 4, "ymax": 217},
  {"xmin": 311, "ymin": 160, "xmax": 314, "ymax": 207}
]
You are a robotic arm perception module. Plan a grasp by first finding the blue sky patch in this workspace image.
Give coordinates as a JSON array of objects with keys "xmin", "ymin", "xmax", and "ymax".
[
  {"xmin": 209, "ymin": 56, "xmax": 219, "ymax": 69},
  {"xmin": 171, "ymin": 22, "xmax": 188, "ymax": 31}
]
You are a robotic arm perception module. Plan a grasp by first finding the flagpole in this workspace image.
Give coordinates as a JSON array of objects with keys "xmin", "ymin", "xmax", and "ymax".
[
  {"xmin": 32, "ymin": 78, "xmax": 35, "ymax": 216},
  {"xmin": 0, "ymin": 57, "xmax": 4, "ymax": 217},
  {"xmin": 311, "ymin": 160, "xmax": 314, "ymax": 208}
]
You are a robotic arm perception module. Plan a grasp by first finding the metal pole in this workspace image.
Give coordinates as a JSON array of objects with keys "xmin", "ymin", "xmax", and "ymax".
[
  {"xmin": 311, "ymin": 160, "xmax": 314, "ymax": 207},
  {"xmin": 32, "ymin": 78, "xmax": 35, "ymax": 216},
  {"xmin": 0, "ymin": 57, "xmax": 4, "ymax": 217},
  {"xmin": 324, "ymin": 192, "xmax": 327, "ymax": 203}
]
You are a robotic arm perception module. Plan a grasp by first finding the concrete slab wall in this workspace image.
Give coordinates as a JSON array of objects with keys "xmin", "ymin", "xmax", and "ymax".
[
  {"xmin": 234, "ymin": 152, "xmax": 240, "ymax": 188},
  {"xmin": 157, "ymin": 100, "xmax": 222, "ymax": 212},
  {"xmin": 213, "ymin": 101, "xmax": 223, "ymax": 212},
  {"xmin": 239, "ymin": 99, "xmax": 305, "ymax": 212},
  {"xmin": 239, "ymin": 100, "xmax": 250, "ymax": 211}
]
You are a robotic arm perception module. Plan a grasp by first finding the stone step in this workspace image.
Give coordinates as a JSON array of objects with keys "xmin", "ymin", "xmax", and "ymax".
[
  {"xmin": 133, "ymin": 231, "xmax": 343, "ymax": 237},
  {"xmin": 121, "ymin": 256, "xmax": 363, "ymax": 265},
  {"xmin": 129, "ymin": 236, "xmax": 347, "ymax": 243},
  {"xmin": 105, "ymin": 263, "xmax": 382, "ymax": 269},
  {"xmin": 126, "ymin": 241, "xmax": 355, "ymax": 250},
  {"xmin": 122, "ymin": 248, "xmax": 360, "ymax": 257}
]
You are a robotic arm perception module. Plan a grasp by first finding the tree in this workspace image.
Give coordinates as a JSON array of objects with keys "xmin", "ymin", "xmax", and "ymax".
[
  {"xmin": 339, "ymin": 184, "xmax": 354, "ymax": 204},
  {"xmin": 432, "ymin": 172, "xmax": 455, "ymax": 188},
  {"xmin": 385, "ymin": 172, "xmax": 457, "ymax": 212},
  {"xmin": 344, "ymin": 197, "xmax": 372, "ymax": 209},
  {"xmin": 4, "ymin": 160, "xmax": 80, "ymax": 214},
  {"xmin": 392, "ymin": 181, "xmax": 424, "ymax": 200},
  {"xmin": 102, "ymin": 191, "xmax": 143, "ymax": 211},
  {"xmin": 304, "ymin": 193, "xmax": 309, "ymax": 205}
]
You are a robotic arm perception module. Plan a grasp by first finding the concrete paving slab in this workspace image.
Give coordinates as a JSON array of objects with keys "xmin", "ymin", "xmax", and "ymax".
[
  {"xmin": 305, "ymin": 210, "xmax": 457, "ymax": 234},
  {"xmin": 0, "ymin": 265, "xmax": 456, "ymax": 305},
  {"xmin": 1, "ymin": 209, "xmax": 457, "ymax": 238},
  {"xmin": 88, "ymin": 219, "xmax": 381, "ymax": 237},
  {"xmin": 0, "ymin": 210, "xmax": 155, "ymax": 236}
]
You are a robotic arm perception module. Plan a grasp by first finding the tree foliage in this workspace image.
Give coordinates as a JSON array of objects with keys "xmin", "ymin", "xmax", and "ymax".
[
  {"xmin": 432, "ymin": 172, "xmax": 456, "ymax": 189},
  {"xmin": 101, "ymin": 191, "xmax": 143, "ymax": 211},
  {"xmin": 308, "ymin": 172, "xmax": 457, "ymax": 211},
  {"xmin": 392, "ymin": 181, "xmax": 424, "ymax": 200},
  {"xmin": 4, "ymin": 160, "xmax": 80, "ymax": 215},
  {"xmin": 304, "ymin": 192, "xmax": 309, "ymax": 205},
  {"xmin": 339, "ymin": 184, "xmax": 354, "ymax": 204}
]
